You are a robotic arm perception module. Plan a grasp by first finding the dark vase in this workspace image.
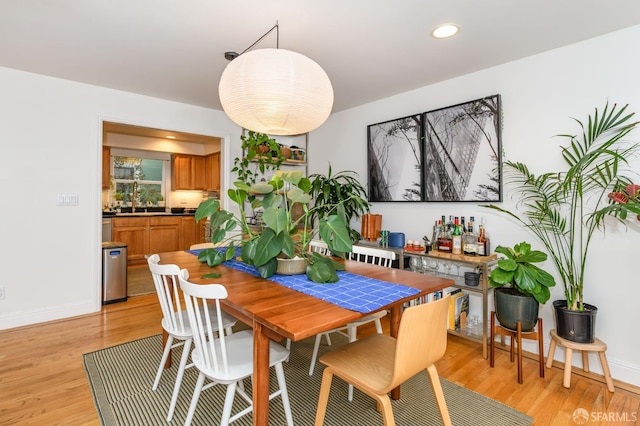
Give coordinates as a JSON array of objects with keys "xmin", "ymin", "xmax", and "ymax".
[
  {"xmin": 553, "ymin": 300, "xmax": 598, "ymax": 343},
  {"xmin": 494, "ymin": 287, "xmax": 540, "ymax": 332}
]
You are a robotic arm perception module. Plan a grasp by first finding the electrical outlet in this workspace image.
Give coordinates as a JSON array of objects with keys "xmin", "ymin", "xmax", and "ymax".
[{"xmin": 0, "ymin": 286, "xmax": 5, "ymax": 299}]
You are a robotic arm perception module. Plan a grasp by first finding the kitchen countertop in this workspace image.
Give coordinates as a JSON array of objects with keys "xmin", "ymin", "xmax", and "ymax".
[{"xmin": 102, "ymin": 211, "xmax": 196, "ymax": 217}]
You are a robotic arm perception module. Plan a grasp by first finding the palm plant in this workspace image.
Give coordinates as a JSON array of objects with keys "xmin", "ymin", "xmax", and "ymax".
[{"xmin": 485, "ymin": 102, "xmax": 639, "ymax": 311}]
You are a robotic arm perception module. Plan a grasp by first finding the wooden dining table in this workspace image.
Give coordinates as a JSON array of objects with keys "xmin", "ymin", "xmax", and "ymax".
[{"xmin": 157, "ymin": 250, "xmax": 454, "ymax": 426}]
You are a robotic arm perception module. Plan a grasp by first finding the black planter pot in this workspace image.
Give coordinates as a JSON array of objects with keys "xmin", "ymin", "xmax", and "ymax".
[
  {"xmin": 553, "ymin": 300, "xmax": 598, "ymax": 343},
  {"xmin": 494, "ymin": 287, "xmax": 540, "ymax": 332}
]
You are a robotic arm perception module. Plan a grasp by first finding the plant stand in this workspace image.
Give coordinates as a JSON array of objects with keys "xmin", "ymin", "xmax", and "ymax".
[
  {"xmin": 490, "ymin": 311, "xmax": 544, "ymax": 384},
  {"xmin": 546, "ymin": 329, "xmax": 615, "ymax": 392}
]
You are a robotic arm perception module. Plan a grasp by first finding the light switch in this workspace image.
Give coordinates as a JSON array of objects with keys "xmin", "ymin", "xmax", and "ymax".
[{"xmin": 56, "ymin": 193, "xmax": 79, "ymax": 206}]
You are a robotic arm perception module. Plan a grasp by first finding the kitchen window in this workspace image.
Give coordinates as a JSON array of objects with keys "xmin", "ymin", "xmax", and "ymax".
[{"xmin": 113, "ymin": 155, "xmax": 166, "ymax": 207}]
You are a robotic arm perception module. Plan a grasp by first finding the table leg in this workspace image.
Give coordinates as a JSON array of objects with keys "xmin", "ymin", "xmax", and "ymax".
[
  {"xmin": 253, "ymin": 322, "xmax": 270, "ymax": 426},
  {"xmin": 389, "ymin": 306, "xmax": 402, "ymax": 400}
]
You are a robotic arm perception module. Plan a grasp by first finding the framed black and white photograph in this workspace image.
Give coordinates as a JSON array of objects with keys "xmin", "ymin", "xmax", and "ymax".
[
  {"xmin": 423, "ymin": 94, "xmax": 502, "ymax": 202},
  {"xmin": 367, "ymin": 114, "xmax": 423, "ymax": 202}
]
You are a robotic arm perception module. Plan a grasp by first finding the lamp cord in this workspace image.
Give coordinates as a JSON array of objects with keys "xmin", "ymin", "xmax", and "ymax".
[{"xmin": 240, "ymin": 21, "xmax": 279, "ymax": 55}]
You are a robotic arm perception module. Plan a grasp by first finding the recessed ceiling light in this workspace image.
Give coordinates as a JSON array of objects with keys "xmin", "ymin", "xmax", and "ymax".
[
  {"xmin": 166, "ymin": 135, "xmax": 176, "ymax": 139},
  {"xmin": 431, "ymin": 23, "xmax": 460, "ymax": 39}
]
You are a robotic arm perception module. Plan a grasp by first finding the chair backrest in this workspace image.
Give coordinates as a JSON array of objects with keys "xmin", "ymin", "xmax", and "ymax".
[
  {"xmin": 309, "ymin": 239, "xmax": 330, "ymax": 256},
  {"xmin": 388, "ymin": 296, "xmax": 449, "ymax": 391},
  {"xmin": 178, "ymin": 270, "xmax": 231, "ymax": 375},
  {"xmin": 348, "ymin": 245, "xmax": 397, "ymax": 268},
  {"xmin": 147, "ymin": 254, "xmax": 188, "ymax": 336}
]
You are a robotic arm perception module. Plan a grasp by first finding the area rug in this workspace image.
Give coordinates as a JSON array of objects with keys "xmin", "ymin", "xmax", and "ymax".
[{"xmin": 84, "ymin": 333, "xmax": 533, "ymax": 425}]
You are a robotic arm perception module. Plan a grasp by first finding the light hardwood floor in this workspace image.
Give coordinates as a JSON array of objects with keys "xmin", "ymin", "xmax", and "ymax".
[{"xmin": 0, "ymin": 294, "xmax": 638, "ymax": 425}]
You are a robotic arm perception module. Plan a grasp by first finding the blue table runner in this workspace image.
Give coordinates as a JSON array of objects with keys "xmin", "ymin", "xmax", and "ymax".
[{"xmin": 187, "ymin": 249, "xmax": 419, "ymax": 314}]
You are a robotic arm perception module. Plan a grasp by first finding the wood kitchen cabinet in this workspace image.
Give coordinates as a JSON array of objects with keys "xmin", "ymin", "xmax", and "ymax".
[
  {"xmin": 205, "ymin": 152, "xmax": 220, "ymax": 191},
  {"xmin": 112, "ymin": 216, "xmax": 181, "ymax": 264},
  {"xmin": 112, "ymin": 217, "xmax": 148, "ymax": 263},
  {"xmin": 171, "ymin": 154, "xmax": 206, "ymax": 190},
  {"xmin": 102, "ymin": 146, "xmax": 111, "ymax": 189},
  {"xmin": 180, "ymin": 216, "xmax": 208, "ymax": 249},
  {"xmin": 148, "ymin": 216, "xmax": 181, "ymax": 254}
]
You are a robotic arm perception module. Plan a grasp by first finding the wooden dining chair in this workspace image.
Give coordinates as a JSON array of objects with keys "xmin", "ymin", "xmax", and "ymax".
[
  {"xmin": 309, "ymin": 245, "xmax": 397, "ymax": 401},
  {"xmin": 178, "ymin": 271, "xmax": 294, "ymax": 426},
  {"xmin": 314, "ymin": 296, "xmax": 452, "ymax": 426},
  {"xmin": 146, "ymin": 254, "xmax": 237, "ymax": 421}
]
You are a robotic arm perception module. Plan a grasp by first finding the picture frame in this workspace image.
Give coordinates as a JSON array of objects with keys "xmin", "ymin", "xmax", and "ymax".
[
  {"xmin": 423, "ymin": 94, "xmax": 502, "ymax": 202},
  {"xmin": 367, "ymin": 114, "xmax": 423, "ymax": 202}
]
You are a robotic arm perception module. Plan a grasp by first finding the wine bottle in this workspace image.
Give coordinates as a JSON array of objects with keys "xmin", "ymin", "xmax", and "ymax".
[{"xmin": 452, "ymin": 218, "xmax": 462, "ymax": 255}]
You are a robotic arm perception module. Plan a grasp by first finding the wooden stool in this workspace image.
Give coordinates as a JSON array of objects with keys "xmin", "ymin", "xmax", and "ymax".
[
  {"xmin": 546, "ymin": 329, "xmax": 615, "ymax": 392},
  {"xmin": 490, "ymin": 311, "xmax": 544, "ymax": 383}
]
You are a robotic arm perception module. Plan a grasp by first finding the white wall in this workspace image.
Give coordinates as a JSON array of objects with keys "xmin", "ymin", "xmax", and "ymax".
[
  {"xmin": 310, "ymin": 25, "xmax": 640, "ymax": 387},
  {"xmin": 0, "ymin": 66, "xmax": 243, "ymax": 329}
]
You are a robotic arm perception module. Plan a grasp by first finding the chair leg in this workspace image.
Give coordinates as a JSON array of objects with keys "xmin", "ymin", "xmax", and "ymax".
[
  {"xmin": 167, "ymin": 338, "xmax": 192, "ymax": 421},
  {"xmin": 425, "ymin": 365, "xmax": 452, "ymax": 426},
  {"xmin": 374, "ymin": 394, "xmax": 395, "ymax": 426},
  {"xmin": 346, "ymin": 324, "xmax": 357, "ymax": 401},
  {"xmin": 274, "ymin": 362, "xmax": 294, "ymax": 426},
  {"xmin": 374, "ymin": 318, "xmax": 383, "ymax": 334},
  {"xmin": 152, "ymin": 335, "xmax": 175, "ymax": 390},
  {"xmin": 220, "ymin": 381, "xmax": 237, "ymax": 426},
  {"xmin": 184, "ymin": 372, "xmax": 206, "ymax": 426},
  {"xmin": 314, "ymin": 368, "xmax": 334, "ymax": 426},
  {"xmin": 310, "ymin": 334, "xmax": 324, "ymax": 375}
]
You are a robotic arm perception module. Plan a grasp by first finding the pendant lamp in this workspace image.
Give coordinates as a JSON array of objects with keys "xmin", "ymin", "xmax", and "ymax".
[{"xmin": 219, "ymin": 25, "xmax": 333, "ymax": 136}]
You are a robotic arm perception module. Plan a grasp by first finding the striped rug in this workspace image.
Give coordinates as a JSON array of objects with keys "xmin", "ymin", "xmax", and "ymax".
[{"xmin": 84, "ymin": 333, "xmax": 532, "ymax": 425}]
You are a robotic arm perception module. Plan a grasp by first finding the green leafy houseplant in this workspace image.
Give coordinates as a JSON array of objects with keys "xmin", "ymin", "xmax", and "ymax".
[
  {"xmin": 195, "ymin": 170, "xmax": 353, "ymax": 283},
  {"xmin": 488, "ymin": 242, "xmax": 556, "ymax": 304},
  {"xmin": 308, "ymin": 165, "xmax": 371, "ymax": 242},
  {"xmin": 232, "ymin": 130, "xmax": 285, "ymax": 188},
  {"xmin": 485, "ymin": 102, "xmax": 639, "ymax": 312}
]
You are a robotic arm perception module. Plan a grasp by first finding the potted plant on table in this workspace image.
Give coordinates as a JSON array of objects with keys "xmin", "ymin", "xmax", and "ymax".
[
  {"xmin": 308, "ymin": 165, "xmax": 371, "ymax": 242},
  {"xmin": 195, "ymin": 169, "xmax": 354, "ymax": 283},
  {"xmin": 484, "ymin": 102, "xmax": 639, "ymax": 342},
  {"xmin": 489, "ymin": 242, "xmax": 556, "ymax": 331}
]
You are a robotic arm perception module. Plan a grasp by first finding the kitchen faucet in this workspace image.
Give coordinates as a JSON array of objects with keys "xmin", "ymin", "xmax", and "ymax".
[{"xmin": 132, "ymin": 181, "xmax": 138, "ymax": 213}]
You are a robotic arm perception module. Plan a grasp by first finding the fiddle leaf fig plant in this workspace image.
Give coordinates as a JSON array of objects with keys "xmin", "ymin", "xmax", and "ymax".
[
  {"xmin": 195, "ymin": 169, "xmax": 353, "ymax": 283},
  {"xmin": 488, "ymin": 242, "xmax": 556, "ymax": 304}
]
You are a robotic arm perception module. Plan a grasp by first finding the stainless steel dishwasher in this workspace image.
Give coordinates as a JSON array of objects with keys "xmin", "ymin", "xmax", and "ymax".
[{"xmin": 101, "ymin": 242, "xmax": 128, "ymax": 304}]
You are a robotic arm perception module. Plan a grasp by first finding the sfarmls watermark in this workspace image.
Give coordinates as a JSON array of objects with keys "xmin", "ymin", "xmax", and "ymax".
[{"xmin": 573, "ymin": 408, "xmax": 638, "ymax": 424}]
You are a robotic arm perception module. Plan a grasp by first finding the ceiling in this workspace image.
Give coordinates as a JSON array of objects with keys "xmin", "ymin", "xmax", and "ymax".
[{"xmin": 2, "ymin": 1, "xmax": 640, "ymax": 116}]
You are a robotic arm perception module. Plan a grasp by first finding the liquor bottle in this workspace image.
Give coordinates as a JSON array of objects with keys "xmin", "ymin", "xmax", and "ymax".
[
  {"xmin": 438, "ymin": 220, "xmax": 452, "ymax": 252},
  {"xmin": 431, "ymin": 220, "xmax": 440, "ymax": 252},
  {"xmin": 452, "ymin": 218, "xmax": 462, "ymax": 255},
  {"xmin": 477, "ymin": 224, "xmax": 489, "ymax": 256},
  {"xmin": 463, "ymin": 216, "xmax": 478, "ymax": 256},
  {"xmin": 460, "ymin": 216, "xmax": 466, "ymax": 252}
]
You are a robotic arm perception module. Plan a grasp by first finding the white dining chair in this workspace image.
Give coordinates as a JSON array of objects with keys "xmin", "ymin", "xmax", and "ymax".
[
  {"xmin": 309, "ymin": 244, "xmax": 397, "ymax": 402},
  {"xmin": 178, "ymin": 270, "xmax": 294, "ymax": 426},
  {"xmin": 309, "ymin": 239, "xmax": 331, "ymax": 256},
  {"xmin": 146, "ymin": 254, "xmax": 238, "ymax": 422}
]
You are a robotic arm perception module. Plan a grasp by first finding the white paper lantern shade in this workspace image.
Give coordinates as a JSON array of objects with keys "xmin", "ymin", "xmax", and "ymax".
[{"xmin": 219, "ymin": 48, "xmax": 334, "ymax": 136}]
